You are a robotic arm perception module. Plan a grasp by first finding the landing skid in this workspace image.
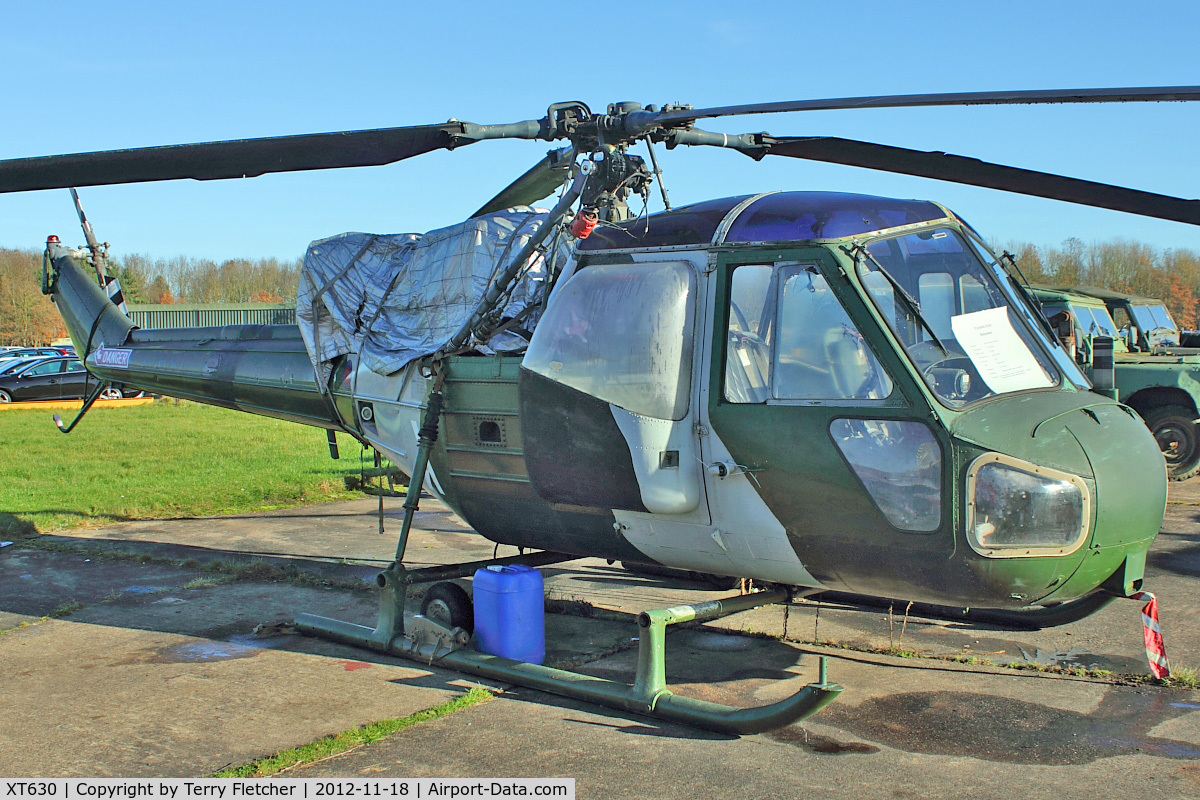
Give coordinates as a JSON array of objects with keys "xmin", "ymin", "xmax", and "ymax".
[{"xmin": 296, "ymin": 556, "xmax": 841, "ymax": 736}]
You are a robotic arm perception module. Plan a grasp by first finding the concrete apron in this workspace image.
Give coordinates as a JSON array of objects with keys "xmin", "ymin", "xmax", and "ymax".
[
  {"xmin": 1, "ymin": 485, "xmax": 1199, "ymax": 782},
  {"xmin": 47, "ymin": 486, "xmax": 1200, "ymax": 677},
  {"xmin": 293, "ymin": 655, "xmax": 1200, "ymax": 800}
]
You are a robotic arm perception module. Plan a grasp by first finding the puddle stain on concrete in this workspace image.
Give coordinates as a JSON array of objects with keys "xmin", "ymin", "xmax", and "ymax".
[
  {"xmin": 121, "ymin": 585, "xmax": 170, "ymax": 595},
  {"xmin": 689, "ymin": 632, "xmax": 755, "ymax": 652},
  {"xmin": 151, "ymin": 640, "xmax": 258, "ymax": 663},
  {"xmin": 821, "ymin": 690, "xmax": 1200, "ymax": 765},
  {"xmin": 142, "ymin": 632, "xmax": 297, "ymax": 664},
  {"xmin": 959, "ymin": 637, "xmax": 1142, "ymax": 674},
  {"xmin": 1006, "ymin": 646, "xmax": 1115, "ymax": 670}
]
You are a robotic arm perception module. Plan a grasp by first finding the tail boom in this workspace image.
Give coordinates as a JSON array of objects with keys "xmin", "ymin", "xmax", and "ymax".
[{"xmin": 48, "ymin": 248, "xmax": 342, "ymax": 430}]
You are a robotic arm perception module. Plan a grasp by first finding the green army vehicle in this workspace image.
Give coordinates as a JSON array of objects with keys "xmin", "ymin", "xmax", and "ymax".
[
  {"xmin": 1033, "ymin": 285, "xmax": 1200, "ymax": 479},
  {"xmin": 1063, "ymin": 285, "xmax": 1189, "ymax": 352}
]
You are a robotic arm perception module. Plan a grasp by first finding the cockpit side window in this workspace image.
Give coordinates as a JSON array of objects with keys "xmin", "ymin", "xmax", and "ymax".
[
  {"xmin": 724, "ymin": 263, "xmax": 892, "ymax": 403},
  {"xmin": 725, "ymin": 265, "xmax": 774, "ymax": 403}
]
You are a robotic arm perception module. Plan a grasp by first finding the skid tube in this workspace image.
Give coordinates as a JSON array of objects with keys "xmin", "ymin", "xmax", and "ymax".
[{"xmin": 298, "ymin": 565, "xmax": 842, "ymax": 736}]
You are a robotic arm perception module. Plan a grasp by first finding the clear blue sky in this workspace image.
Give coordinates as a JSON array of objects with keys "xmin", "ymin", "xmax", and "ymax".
[{"xmin": 2, "ymin": 1, "xmax": 1198, "ymax": 262}]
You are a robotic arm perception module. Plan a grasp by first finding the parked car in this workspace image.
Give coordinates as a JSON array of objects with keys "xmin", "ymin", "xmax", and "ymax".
[
  {"xmin": 2, "ymin": 347, "xmax": 71, "ymax": 360},
  {"xmin": 0, "ymin": 356, "xmax": 43, "ymax": 375},
  {"xmin": 0, "ymin": 357, "xmax": 142, "ymax": 403}
]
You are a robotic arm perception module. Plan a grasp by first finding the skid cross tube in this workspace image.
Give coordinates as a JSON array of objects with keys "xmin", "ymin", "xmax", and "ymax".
[{"xmin": 299, "ymin": 582, "xmax": 841, "ymax": 735}]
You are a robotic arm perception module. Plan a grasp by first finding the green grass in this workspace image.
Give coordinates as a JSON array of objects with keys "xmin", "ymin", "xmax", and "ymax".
[
  {"xmin": 0, "ymin": 400, "xmax": 368, "ymax": 537},
  {"xmin": 214, "ymin": 687, "xmax": 493, "ymax": 777},
  {"xmin": 46, "ymin": 601, "xmax": 85, "ymax": 618},
  {"xmin": 1166, "ymin": 665, "xmax": 1200, "ymax": 689}
]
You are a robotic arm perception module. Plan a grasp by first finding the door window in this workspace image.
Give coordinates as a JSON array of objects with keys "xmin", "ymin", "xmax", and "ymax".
[
  {"xmin": 725, "ymin": 263, "xmax": 892, "ymax": 403},
  {"xmin": 524, "ymin": 262, "xmax": 696, "ymax": 421},
  {"xmin": 725, "ymin": 265, "xmax": 773, "ymax": 403},
  {"xmin": 830, "ymin": 418, "xmax": 941, "ymax": 531}
]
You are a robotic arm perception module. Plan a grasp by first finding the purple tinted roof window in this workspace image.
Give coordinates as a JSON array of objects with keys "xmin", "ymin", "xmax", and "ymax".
[
  {"xmin": 723, "ymin": 192, "xmax": 947, "ymax": 242},
  {"xmin": 578, "ymin": 195, "xmax": 753, "ymax": 251}
]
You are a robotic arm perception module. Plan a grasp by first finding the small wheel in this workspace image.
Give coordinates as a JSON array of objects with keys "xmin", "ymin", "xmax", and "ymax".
[
  {"xmin": 0, "ymin": 389, "xmax": 11, "ymax": 403},
  {"xmin": 99, "ymin": 386, "xmax": 122, "ymax": 400},
  {"xmin": 421, "ymin": 581, "xmax": 474, "ymax": 634},
  {"xmin": 1143, "ymin": 404, "xmax": 1200, "ymax": 481}
]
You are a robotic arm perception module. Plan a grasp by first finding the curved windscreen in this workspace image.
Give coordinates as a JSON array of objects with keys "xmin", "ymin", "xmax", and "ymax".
[
  {"xmin": 860, "ymin": 228, "xmax": 1059, "ymax": 407},
  {"xmin": 524, "ymin": 262, "xmax": 695, "ymax": 420}
]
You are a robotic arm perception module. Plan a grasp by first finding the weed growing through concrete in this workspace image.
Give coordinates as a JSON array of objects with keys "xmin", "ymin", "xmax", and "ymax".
[
  {"xmin": 884, "ymin": 600, "xmax": 916, "ymax": 656},
  {"xmin": 183, "ymin": 576, "xmax": 235, "ymax": 590},
  {"xmin": 47, "ymin": 601, "xmax": 84, "ymax": 618},
  {"xmin": 542, "ymin": 590, "xmax": 629, "ymax": 623},
  {"xmin": 1166, "ymin": 665, "xmax": 1200, "ymax": 688},
  {"xmin": 213, "ymin": 687, "xmax": 494, "ymax": 777},
  {"xmin": 0, "ymin": 618, "xmax": 47, "ymax": 637}
]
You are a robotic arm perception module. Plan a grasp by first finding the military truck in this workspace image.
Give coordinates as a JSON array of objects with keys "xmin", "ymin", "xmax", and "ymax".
[
  {"xmin": 1033, "ymin": 285, "xmax": 1200, "ymax": 480},
  {"xmin": 1060, "ymin": 285, "xmax": 1188, "ymax": 352}
]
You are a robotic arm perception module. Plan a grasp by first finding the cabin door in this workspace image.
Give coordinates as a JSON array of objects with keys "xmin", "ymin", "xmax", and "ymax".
[
  {"xmin": 701, "ymin": 251, "xmax": 943, "ymax": 591},
  {"xmin": 519, "ymin": 258, "xmax": 718, "ymax": 560}
]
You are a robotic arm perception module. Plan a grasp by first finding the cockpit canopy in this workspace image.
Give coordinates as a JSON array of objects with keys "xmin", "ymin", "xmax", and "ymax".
[{"xmin": 579, "ymin": 191, "xmax": 950, "ymax": 250}]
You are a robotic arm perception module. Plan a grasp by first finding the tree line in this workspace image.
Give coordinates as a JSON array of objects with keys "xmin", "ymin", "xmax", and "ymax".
[
  {"xmin": 2, "ymin": 237, "xmax": 1200, "ymax": 346},
  {"xmin": 113, "ymin": 252, "xmax": 302, "ymax": 305},
  {"xmin": 998, "ymin": 238, "xmax": 1200, "ymax": 328},
  {"xmin": 0, "ymin": 248, "xmax": 302, "ymax": 344}
]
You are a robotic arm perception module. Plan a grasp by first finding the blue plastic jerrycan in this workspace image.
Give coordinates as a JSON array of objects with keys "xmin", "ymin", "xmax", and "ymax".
[{"xmin": 472, "ymin": 564, "xmax": 545, "ymax": 664}]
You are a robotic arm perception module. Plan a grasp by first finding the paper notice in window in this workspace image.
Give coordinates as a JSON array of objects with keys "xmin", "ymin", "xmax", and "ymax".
[{"xmin": 950, "ymin": 307, "xmax": 1053, "ymax": 394}]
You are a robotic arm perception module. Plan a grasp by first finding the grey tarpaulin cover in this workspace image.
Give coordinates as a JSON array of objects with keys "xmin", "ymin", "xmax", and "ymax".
[{"xmin": 296, "ymin": 208, "xmax": 569, "ymax": 382}]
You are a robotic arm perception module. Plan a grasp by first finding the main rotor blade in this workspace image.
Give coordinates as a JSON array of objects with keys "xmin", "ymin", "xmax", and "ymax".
[
  {"xmin": 765, "ymin": 136, "xmax": 1200, "ymax": 226},
  {"xmin": 472, "ymin": 147, "xmax": 574, "ymax": 217},
  {"xmin": 659, "ymin": 86, "xmax": 1200, "ymax": 125},
  {"xmin": 0, "ymin": 122, "xmax": 504, "ymax": 193}
]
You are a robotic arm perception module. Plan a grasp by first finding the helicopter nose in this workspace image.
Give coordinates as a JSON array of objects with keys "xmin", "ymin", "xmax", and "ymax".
[
  {"xmin": 953, "ymin": 394, "xmax": 1165, "ymax": 564},
  {"xmin": 1055, "ymin": 402, "xmax": 1166, "ymax": 551}
]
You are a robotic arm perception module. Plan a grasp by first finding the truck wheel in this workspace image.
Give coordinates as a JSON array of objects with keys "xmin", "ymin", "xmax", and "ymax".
[{"xmin": 1144, "ymin": 404, "xmax": 1200, "ymax": 481}]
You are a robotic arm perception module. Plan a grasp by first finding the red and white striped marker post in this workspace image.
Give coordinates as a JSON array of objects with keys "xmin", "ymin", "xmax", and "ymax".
[{"xmin": 1130, "ymin": 591, "xmax": 1171, "ymax": 680}]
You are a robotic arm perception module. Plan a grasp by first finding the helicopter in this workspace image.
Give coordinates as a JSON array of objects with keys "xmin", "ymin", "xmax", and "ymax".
[{"xmin": 2, "ymin": 87, "xmax": 1199, "ymax": 734}]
